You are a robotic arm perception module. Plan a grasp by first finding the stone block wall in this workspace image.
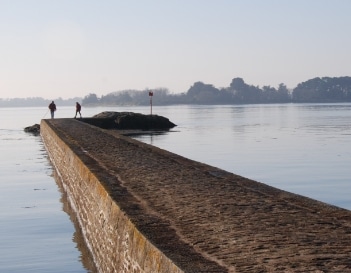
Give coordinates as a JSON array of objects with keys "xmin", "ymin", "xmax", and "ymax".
[{"xmin": 40, "ymin": 120, "xmax": 184, "ymax": 273}]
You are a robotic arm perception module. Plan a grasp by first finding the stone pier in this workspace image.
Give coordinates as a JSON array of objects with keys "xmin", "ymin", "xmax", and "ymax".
[{"xmin": 40, "ymin": 118, "xmax": 351, "ymax": 273}]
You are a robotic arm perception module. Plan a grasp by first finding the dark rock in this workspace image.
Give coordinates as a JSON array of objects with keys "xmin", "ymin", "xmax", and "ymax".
[
  {"xmin": 83, "ymin": 112, "xmax": 176, "ymax": 130},
  {"xmin": 24, "ymin": 124, "xmax": 40, "ymax": 135}
]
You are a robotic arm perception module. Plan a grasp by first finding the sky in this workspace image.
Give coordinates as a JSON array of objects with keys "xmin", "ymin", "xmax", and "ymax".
[{"xmin": 1, "ymin": 0, "xmax": 351, "ymax": 99}]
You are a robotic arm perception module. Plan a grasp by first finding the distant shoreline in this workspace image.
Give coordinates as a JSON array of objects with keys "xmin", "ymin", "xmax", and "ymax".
[{"xmin": 1, "ymin": 101, "xmax": 351, "ymax": 108}]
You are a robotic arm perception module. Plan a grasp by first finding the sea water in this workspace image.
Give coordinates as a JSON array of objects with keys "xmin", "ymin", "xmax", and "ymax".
[
  {"xmin": 0, "ymin": 107, "xmax": 97, "ymax": 273},
  {"xmin": 0, "ymin": 103, "xmax": 350, "ymax": 271},
  {"xmin": 131, "ymin": 103, "xmax": 351, "ymax": 210}
]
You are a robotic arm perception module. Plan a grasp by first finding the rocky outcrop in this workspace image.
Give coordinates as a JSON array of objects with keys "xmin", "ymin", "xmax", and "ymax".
[
  {"xmin": 24, "ymin": 124, "xmax": 40, "ymax": 135},
  {"xmin": 26, "ymin": 112, "xmax": 176, "ymax": 135},
  {"xmin": 82, "ymin": 111, "xmax": 176, "ymax": 130}
]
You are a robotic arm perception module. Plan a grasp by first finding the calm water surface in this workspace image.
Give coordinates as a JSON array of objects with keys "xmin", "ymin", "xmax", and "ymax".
[
  {"xmin": 131, "ymin": 103, "xmax": 351, "ymax": 210},
  {"xmin": 0, "ymin": 103, "xmax": 350, "ymax": 272},
  {"xmin": 0, "ymin": 108, "xmax": 97, "ymax": 273}
]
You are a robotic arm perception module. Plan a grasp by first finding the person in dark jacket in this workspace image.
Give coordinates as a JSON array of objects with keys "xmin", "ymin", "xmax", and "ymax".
[
  {"xmin": 74, "ymin": 102, "xmax": 82, "ymax": 118},
  {"xmin": 48, "ymin": 101, "xmax": 56, "ymax": 119}
]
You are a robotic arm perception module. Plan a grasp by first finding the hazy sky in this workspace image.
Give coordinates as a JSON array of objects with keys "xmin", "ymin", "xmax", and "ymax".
[{"xmin": 1, "ymin": 0, "xmax": 350, "ymax": 99}]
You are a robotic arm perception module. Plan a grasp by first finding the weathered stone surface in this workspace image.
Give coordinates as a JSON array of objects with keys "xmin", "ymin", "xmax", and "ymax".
[
  {"xmin": 82, "ymin": 111, "xmax": 176, "ymax": 130},
  {"xmin": 24, "ymin": 123, "xmax": 40, "ymax": 135},
  {"xmin": 41, "ymin": 118, "xmax": 351, "ymax": 273}
]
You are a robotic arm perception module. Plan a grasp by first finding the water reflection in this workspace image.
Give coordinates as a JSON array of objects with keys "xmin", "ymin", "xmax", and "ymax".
[
  {"xmin": 53, "ymin": 170, "xmax": 98, "ymax": 273},
  {"xmin": 124, "ymin": 130, "xmax": 171, "ymax": 146}
]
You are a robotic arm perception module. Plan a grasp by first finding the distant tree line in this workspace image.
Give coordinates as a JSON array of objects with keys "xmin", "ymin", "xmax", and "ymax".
[
  {"xmin": 0, "ymin": 97, "xmax": 81, "ymax": 107},
  {"xmin": 292, "ymin": 77, "xmax": 351, "ymax": 102},
  {"xmin": 82, "ymin": 76, "xmax": 351, "ymax": 106},
  {"xmin": 1, "ymin": 76, "xmax": 350, "ymax": 107}
]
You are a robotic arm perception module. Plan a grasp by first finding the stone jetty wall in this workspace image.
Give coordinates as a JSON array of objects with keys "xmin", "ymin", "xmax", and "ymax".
[
  {"xmin": 40, "ymin": 120, "xmax": 186, "ymax": 273},
  {"xmin": 40, "ymin": 118, "xmax": 351, "ymax": 273}
]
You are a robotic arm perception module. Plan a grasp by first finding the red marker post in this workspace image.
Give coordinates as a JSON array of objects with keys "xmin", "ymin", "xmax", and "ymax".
[{"xmin": 149, "ymin": 91, "xmax": 153, "ymax": 115}]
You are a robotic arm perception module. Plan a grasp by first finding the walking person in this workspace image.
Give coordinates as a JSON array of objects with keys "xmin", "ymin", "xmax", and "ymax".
[
  {"xmin": 74, "ymin": 102, "xmax": 82, "ymax": 118},
  {"xmin": 48, "ymin": 101, "xmax": 56, "ymax": 119}
]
